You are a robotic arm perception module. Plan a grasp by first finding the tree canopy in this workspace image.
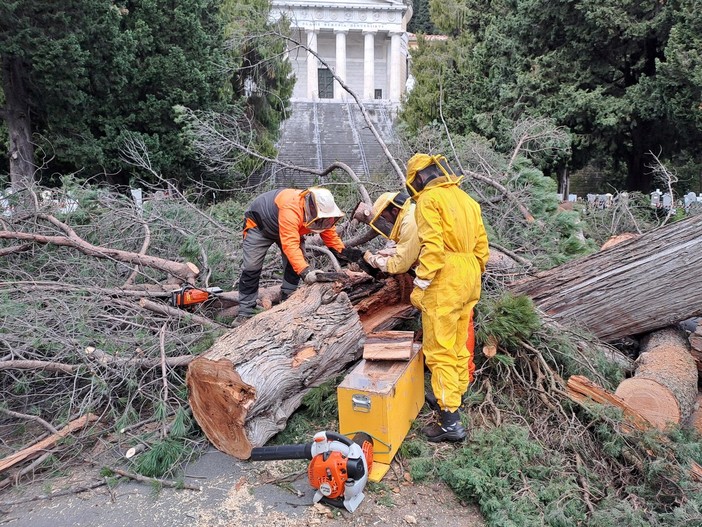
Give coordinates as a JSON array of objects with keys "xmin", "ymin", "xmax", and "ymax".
[
  {"xmin": 402, "ymin": 0, "xmax": 702, "ymax": 192},
  {"xmin": 0, "ymin": 0, "xmax": 292, "ymax": 190}
]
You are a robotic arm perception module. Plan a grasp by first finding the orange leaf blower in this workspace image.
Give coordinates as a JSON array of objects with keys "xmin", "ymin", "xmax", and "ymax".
[{"xmin": 250, "ymin": 431, "xmax": 373, "ymax": 513}]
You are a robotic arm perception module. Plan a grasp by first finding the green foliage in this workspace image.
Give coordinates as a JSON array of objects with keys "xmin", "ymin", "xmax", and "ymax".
[
  {"xmin": 135, "ymin": 438, "xmax": 190, "ymax": 478},
  {"xmin": 404, "ymin": 0, "xmax": 702, "ymax": 192},
  {"xmin": 408, "ymin": 0, "xmax": 437, "ymax": 35},
  {"xmin": 476, "ymin": 292, "xmax": 540, "ymax": 350}
]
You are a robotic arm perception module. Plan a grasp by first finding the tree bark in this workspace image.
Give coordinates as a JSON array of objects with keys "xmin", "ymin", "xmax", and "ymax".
[
  {"xmin": 2, "ymin": 56, "xmax": 36, "ymax": 188},
  {"xmin": 614, "ymin": 328, "xmax": 698, "ymax": 430},
  {"xmin": 186, "ymin": 283, "xmax": 366, "ymax": 459},
  {"xmin": 510, "ymin": 214, "xmax": 702, "ymax": 341},
  {"xmin": 186, "ymin": 272, "xmax": 413, "ymax": 459}
]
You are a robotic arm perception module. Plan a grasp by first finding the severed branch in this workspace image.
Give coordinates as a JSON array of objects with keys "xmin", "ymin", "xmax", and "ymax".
[
  {"xmin": 0, "ymin": 359, "xmax": 77, "ymax": 374},
  {"xmin": 0, "ymin": 243, "xmax": 32, "ymax": 256},
  {"xmin": 83, "ymin": 346, "xmax": 195, "ymax": 369},
  {"xmin": 0, "ymin": 413, "xmax": 98, "ymax": 473},
  {"xmin": 0, "ymin": 407, "xmax": 58, "ymax": 435},
  {"xmin": 123, "ymin": 221, "xmax": 151, "ymax": 287},
  {"xmin": 105, "ymin": 466, "xmax": 201, "ymax": 491},
  {"xmin": 0, "ymin": 213, "xmax": 199, "ymax": 283},
  {"xmin": 135, "ymin": 298, "xmax": 224, "ymax": 329}
]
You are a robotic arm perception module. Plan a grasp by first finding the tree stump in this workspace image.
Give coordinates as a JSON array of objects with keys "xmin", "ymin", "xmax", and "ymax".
[
  {"xmin": 614, "ymin": 328, "xmax": 698, "ymax": 430},
  {"xmin": 186, "ymin": 283, "xmax": 365, "ymax": 459}
]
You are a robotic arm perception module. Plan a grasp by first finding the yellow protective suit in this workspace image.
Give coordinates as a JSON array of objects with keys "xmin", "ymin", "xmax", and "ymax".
[
  {"xmin": 367, "ymin": 193, "xmax": 420, "ymax": 274},
  {"xmin": 407, "ymin": 155, "xmax": 489, "ymax": 412}
]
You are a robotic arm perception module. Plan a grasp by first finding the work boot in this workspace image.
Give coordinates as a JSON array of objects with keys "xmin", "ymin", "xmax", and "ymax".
[
  {"xmin": 422, "ymin": 410, "xmax": 467, "ymax": 443},
  {"xmin": 233, "ymin": 312, "xmax": 253, "ymax": 325},
  {"xmin": 425, "ymin": 390, "xmax": 440, "ymax": 412}
]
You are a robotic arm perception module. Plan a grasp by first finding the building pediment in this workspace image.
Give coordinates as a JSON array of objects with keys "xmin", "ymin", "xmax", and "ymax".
[{"xmin": 271, "ymin": 0, "xmax": 412, "ymax": 32}]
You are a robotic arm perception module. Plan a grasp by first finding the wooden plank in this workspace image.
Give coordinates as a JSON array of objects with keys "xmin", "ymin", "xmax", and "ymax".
[
  {"xmin": 362, "ymin": 330, "xmax": 414, "ymax": 361},
  {"xmin": 0, "ymin": 413, "xmax": 98, "ymax": 473}
]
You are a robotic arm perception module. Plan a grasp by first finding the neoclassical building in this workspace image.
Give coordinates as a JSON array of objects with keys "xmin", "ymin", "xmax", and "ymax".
[{"xmin": 270, "ymin": 0, "xmax": 413, "ymax": 103}]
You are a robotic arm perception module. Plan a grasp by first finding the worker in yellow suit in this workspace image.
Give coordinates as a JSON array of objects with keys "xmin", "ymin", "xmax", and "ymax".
[
  {"xmin": 405, "ymin": 153, "xmax": 489, "ymax": 442},
  {"xmin": 362, "ymin": 191, "xmax": 419, "ymax": 274},
  {"xmin": 363, "ymin": 190, "xmax": 479, "ymax": 402}
]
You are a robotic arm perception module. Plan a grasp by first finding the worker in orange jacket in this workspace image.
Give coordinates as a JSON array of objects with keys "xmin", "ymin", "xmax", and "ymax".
[{"xmin": 237, "ymin": 187, "xmax": 362, "ymax": 318}]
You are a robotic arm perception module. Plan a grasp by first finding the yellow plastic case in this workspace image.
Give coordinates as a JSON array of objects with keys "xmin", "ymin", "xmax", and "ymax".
[{"xmin": 337, "ymin": 344, "xmax": 424, "ymax": 481}]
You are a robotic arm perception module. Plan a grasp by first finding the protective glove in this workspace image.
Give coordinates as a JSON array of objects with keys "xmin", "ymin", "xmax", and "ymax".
[
  {"xmin": 410, "ymin": 287, "xmax": 424, "ymax": 310},
  {"xmin": 300, "ymin": 267, "xmax": 323, "ymax": 285},
  {"xmin": 410, "ymin": 277, "xmax": 431, "ymax": 310},
  {"xmin": 363, "ymin": 251, "xmax": 389, "ymax": 272}
]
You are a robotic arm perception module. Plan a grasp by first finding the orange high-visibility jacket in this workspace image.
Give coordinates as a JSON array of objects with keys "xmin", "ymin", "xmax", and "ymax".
[{"xmin": 244, "ymin": 189, "xmax": 345, "ymax": 274}]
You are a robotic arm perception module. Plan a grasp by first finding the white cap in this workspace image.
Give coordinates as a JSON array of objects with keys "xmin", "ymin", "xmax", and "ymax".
[{"xmin": 308, "ymin": 187, "xmax": 344, "ymax": 219}]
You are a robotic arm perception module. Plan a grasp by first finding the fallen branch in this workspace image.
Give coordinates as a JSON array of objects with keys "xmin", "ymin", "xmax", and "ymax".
[
  {"xmin": 0, "ymin": 407, "xmax": 58, "ymax": 435},
  {"xmin": 83, "ymin": 347, "xmax": 194, "ymax": 369},
  {"xmin": 135, "ymin": 298, "xmax": 224, "ymax": 329},
  {"xmin": 0, "ymin": 359, "xmax": 77, "ymax": 374},
  {"xmin": 0, "ymin": 413, "xmax": 98, "ymax": 473},
  {"xmin": 106, "ymin": 466, "xmax": 202, "ymax": 491},
  {"xmin": 0, "ymin": 212, "xmax": 199, "ymax": 283}
]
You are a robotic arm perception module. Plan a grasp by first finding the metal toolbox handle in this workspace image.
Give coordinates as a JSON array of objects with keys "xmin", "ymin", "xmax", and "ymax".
[{"xmin": 351, "ymin": 394, "xmax": 371, "ymax": 412}]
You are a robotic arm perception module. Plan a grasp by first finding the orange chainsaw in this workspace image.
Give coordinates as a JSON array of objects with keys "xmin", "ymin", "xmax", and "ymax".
[
  {"xmin": 250, "ymin": 431, "xmax": 373, "ymax": 513},
  {"xmin": 169, "ymin": 285, "xmax": 223, "ymax": 308}
]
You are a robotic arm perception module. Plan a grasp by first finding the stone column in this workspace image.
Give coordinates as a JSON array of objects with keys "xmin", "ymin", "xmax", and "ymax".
[
  {"xmin": 389, "ymin": 31, "xmax": 402, "ymax": 102},
  {"xmin": 363, "ymin": 31, "xmax": 376, "ymax": 100},
  {"xmin": 334, "ymin": 30, "xmax": 347, "ymax": 100},
  {"xmin": 306, "ymin": 29, "xmax": 318, "ymax": 100}
]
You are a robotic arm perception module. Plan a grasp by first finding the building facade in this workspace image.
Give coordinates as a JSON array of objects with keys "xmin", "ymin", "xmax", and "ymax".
[{"xmin": 270, "ymin": 0, "xmax": 413, "ymax": 103}]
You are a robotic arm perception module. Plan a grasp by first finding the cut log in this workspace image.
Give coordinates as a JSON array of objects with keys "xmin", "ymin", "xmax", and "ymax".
[
  {"xmin": 567, "ymin": 375, "xmax": 702, "ymax": 482},
  {"xmin": 689, "ymin": 321, "xmax": 702, "ymax": 374},
  {"xmin": 186, "ymin": 273, "xmax": 414, "ymax": 460},
  {"xmin": 186, "ymin": 283, "xmax": 366, "ymax": 459},
  {"xmin": 614, "ymin": 328, "xmax": 698, "ymax": 430},
  {"xmin": 510, "ymin": 214, "xmax": 702, "ymax": 341},
  {"xmin": 362, "ymin": 330, "xmax": 414, "ymax": 361}
]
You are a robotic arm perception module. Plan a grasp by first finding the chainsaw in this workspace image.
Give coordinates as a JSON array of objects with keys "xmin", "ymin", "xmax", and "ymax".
[
  {"xmin": 250, "ymin": 431, "xmax": 373, "ymax": 513},
  {"xmin": 169, "ymin": 284, "xmax": 223, "ymax": 308}
]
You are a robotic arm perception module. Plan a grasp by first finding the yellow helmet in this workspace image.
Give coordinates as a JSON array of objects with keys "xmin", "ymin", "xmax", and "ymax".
[
  {"xmin": 405, "ymin": 153, "xmax": 458, "ymax": 197},
  {"xmin": 369, "ymin": 191, "xmax": 410, "ymax": 239}
]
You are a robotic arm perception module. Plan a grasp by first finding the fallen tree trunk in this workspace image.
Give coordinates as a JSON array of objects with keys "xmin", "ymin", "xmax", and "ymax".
[
  {"xmin": 510, "ymin": 214, "xmax": 702, "ymax": 341},
  {"xmin": 186, "ymin": 274, "xmax": 412, "ymax": 459},
  {"xmin": 614, "ymin": 328, "xmax": 698, "ymax": 430}
]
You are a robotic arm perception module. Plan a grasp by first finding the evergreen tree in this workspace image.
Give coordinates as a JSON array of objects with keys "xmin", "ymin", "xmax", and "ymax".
[
  {"xmin": 408, "ymin": 0, "xmax": 437, "ymax": 35},
  {"xmin": 403, "ymin": 0, "xmax": 702, "ymax": 191}
]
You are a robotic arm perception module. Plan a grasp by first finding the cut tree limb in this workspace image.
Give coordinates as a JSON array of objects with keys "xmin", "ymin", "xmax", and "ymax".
[
  {"xmin": 0, "ymin": 212, "xmax": 199, "ymax": 283},
  {"xmin": 614, "ymin": 328, "xmax": 698, "ymax": 430},
  {"xmin": 0, "ymin": 414, "xmax": 98, "ymax": 473},
  {"xmin": 186, "ymin": 283, "xmax": 365, "ymax": 459},
  {"xmin": 510, "ymin": 214, "xmax": 702, "ymax": 341}
]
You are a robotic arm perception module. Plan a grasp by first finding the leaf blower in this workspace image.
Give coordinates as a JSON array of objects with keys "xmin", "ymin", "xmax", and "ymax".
[{"xmin": 250, "ymin": 431, "xmax": 373, "ymax": 513}]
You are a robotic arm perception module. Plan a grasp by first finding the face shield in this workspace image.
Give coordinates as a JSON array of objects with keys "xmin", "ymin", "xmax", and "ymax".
[
  {"xmin": 405, "ymin": 154, "xmax": 457, "ymax": 197},
  {"xmin": 369, "ymin": 191, "xmax": 410, "ymax": 238},
  {"xmin": 303, "ymin": 187, "xmax": 344, "ymax": 232}
]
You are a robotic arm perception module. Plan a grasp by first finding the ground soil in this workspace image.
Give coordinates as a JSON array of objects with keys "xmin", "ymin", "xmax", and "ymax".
[{"xmin": 0, "ymin": 447, "xmax": 486, "ymax": 527}]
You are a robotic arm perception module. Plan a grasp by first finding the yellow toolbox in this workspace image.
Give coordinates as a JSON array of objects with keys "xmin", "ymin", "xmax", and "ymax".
[{"xmin": 337, "ymin": 344, "xmax": 424, "ymax": 481}]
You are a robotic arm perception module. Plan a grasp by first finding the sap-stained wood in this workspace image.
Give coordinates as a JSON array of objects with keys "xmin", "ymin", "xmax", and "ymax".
[
  {"xmin": 362, "ymin": 330, "xmax": 414, "ymax": 361},
  {"xmin": 510, "ymin": 214, "xmax": 702, "ymax": 342},
  {"xmin": 614, "ymin": 328, "xmax": 698, "ymax": 430}
]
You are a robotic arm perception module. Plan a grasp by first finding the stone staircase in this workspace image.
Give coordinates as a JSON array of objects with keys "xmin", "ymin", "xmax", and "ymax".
[{"xmin": 266, "ymin": 101, "xmax": 398, "ymax": 188}]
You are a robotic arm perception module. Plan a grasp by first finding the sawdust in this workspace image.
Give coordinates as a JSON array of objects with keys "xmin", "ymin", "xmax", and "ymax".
[{"xmin": 1, "ymin": 451, "xmax": 486, "ymax": 527}]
